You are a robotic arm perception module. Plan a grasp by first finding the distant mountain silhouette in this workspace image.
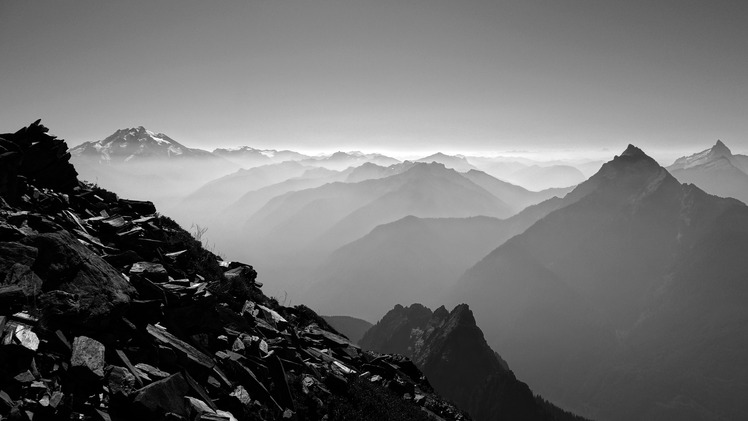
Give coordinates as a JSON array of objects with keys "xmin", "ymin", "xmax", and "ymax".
[
  {"xmin": 466, "ymin": 156, "xmax": 530, "ymax": 180},
  {"xmin": 667, "ymin": 140, "xmax": 748, "ymax": 204},
  {"xmin": 361, "ymin": 304, "xmax": 588, "ymax": 421},
  {"xmin": 453, "ymin": 144, "xmax": 748, "ymax": 420},
  {"xmin": 344, "ymin": 161, "xmax": 416, "ymax": 183},
  {"xmin": 322, "ymin": 315, "xmax": 373, "ymax": 344},
  {"xmin": 503, "ymin": 164, "xmax": 585, "ymax": 190},
  {"xmin": 300, "ymin": 151, "xmax": 400, "ymax": 170},
  {"xmin": 307, "ymin": 197, "xmax": 566, "ymax": 322},
  {"xmin": 416, "ymin": 152, "xmax": 478, "ymax": 172},
  {"xmin": 212, "ymin": 146, "xmax": 309, "ymax": 168},
  {"xmin": 70, "ymin": 127, "xmax": 236, "ymax": 208},
  {"xmin": 171, "ymin": 161, "xmax": 311, "ymax": 228},
  {"xmin": 462, "ymin": 169, "xmax": 572, "ymax": 213},
  {"xmin": 241, "ymin": 162, "xmax": 514, "ymax": 255},
  {"xmin": 229, "ymin": 162, "xmax": 516, "ymax": 297}
]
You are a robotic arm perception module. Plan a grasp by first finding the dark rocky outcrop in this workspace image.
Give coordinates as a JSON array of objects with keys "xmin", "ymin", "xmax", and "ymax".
[
  {"xmin": 362, "ymin": 304, "xmax": 588, "ymax": 421},
  {"xmin": 0, "ymin": 121, "xmax": 469, "ymax": 421},
  {"xmin": 0, "ymin": 119, "xmax": 78, "ymax": 200}
]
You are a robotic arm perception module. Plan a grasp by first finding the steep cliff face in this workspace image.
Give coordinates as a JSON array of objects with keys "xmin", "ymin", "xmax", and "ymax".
[
  {"xmin": 361, "ymin": 304, "xmax": 587, "ymax": 421},
  {"xmin": 0, "ymin": 122, "xmax": 469, "ymax": 421}
]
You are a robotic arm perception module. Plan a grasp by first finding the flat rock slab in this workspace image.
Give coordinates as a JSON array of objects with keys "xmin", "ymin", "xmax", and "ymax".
[
  {"xmin": 21, "ymin": 231, "xmax": 135, "ymax": 329},
  {"xmin": 130, "ymin": 262, "xmax": 169, "ymax": 283},
  {"xmin": 71, "ymin": 335, "xmax": 105, "ymax": 379},
  {"xmin": 146, "ymin": 324, "xmax": 215, "ymax": 371},
  {"xmin": 133, "ymin": 372, "xmax": 190, "ymax": 417}
]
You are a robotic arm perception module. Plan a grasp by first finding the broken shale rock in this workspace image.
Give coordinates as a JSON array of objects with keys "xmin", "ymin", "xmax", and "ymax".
[{"xmin": 71, "ymin": 335, "xmax": 106, "ymax": 379}]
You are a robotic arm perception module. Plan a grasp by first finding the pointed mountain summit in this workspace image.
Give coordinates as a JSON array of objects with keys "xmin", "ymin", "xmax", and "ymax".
[
  {"xmin": 69, "ymin": 127, "xmax": 237, "ymax": 209},
  {"xmin": 361, "ymin": 304, "xmax": 587, "ymax": 421},
  {"xmin": 620, "ymin": 143, "xmax": 649, "ymax": 159},
  {"xmin": 711, "ymin": 139, "xmax": 732, "ymax": 157},
  {"xmin": 669, "ymin": 139, "xmax": 734, "ymax": 171},
  {"xmin": 667, "ymin": 139, "xmax": 748, "ymax": 204},
  {"xmin": 453, "ymin": 144, "xmax": 748, "ymax": 420},
  {"xmin": 562, "ymin": 143, "xmax": 677, "ymax": 206},
  {"xmin": 70, "ymin": 126, "xmax": 216, "ymax": 162}
]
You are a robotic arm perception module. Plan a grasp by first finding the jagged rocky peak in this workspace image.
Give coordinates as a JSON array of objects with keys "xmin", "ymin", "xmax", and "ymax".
[
  {"xmin": 362, "ymin": 303, "xmax": 586, "ymax": 421},
  {"xmin": 432, "ymin": 304, "xmax": 450, "ymax": 320},
  {"xmin": 445, "ymin": 303, "xmax": 476, "ymax": 327}
]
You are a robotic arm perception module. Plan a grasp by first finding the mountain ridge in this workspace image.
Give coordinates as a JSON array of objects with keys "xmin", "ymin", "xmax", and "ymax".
[{"xmin": 454, "ymin": 144, "xmax": 748, "ymax": 420}]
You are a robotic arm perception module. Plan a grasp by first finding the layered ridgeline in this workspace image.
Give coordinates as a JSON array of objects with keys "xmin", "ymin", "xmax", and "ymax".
[
  {"xmin": 500, "ymin": 164, "xmax": 585, "ymax": 191},
  {"xmin": 225, "ymin": 161, "xmax": 571, "ymax": 299},
  {"xmin": 212, "ymin": 146, "xmax": 309, "ymax": 168},
  {"xmin": 454, "ymin": 145, "xmax": 748, "ymax": 420},
  {"xmin": 70, "ymin": 126, "xmax": 238, "ymax": 209},
  {"xmin": 306, "ymin": 196, "xmax": 566, "ymax": 321},
  {"xmin": 0, "ymin": 121, "xmax": 471, "ymax": 421},
  {"xmin": 667, "ymin": 140, "xmax": 748, "ymax": 204},
  {"xmin": 360, "ymin": 304, "xmax": 588, "ymax": 421}
]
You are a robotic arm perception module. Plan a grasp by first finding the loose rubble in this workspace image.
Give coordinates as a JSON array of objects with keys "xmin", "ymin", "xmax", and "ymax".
[{"xmin": 0, "ymin": 121, "xmax": 468, "ymax": 420}]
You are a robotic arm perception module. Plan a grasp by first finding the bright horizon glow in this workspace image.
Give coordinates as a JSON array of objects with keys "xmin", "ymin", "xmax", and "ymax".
[
  {"xmin": 67, "ymin": 125, "xmax": 718, "ymax": 166},
  {"xmin": 3, "ymin": 1, "xmax": 747, "ymax": 165}
]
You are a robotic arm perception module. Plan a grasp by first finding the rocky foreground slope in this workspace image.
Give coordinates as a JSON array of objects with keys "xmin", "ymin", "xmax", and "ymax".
[{"xmin": 0, "ymin": 121, "xmax": 468, "ymax": 420}]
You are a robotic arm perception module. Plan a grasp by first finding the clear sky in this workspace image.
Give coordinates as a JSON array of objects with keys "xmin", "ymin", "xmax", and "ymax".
[{"xmin": 1, "ymin": 0, "xmax": 747, "ymax": 162}]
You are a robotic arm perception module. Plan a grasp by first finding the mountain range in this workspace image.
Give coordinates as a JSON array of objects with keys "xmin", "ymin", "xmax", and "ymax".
[
  {"xmin": 454, "ymin": 144, "xmax": 748, "ymax": 420},
  {"xmin": 212, "ymin": 145, "xmax": 309, "ymax": 167},
  {"xmin": 305, "ymin": 195, "xmax": 566, "ymax": 322},
  {"xmin": 22, "ymin": 122, "xmax": 748, "ymax": 420},
  {"xmin": 227, "ymin": 162, "xmax": 529, "ymax": 296}
]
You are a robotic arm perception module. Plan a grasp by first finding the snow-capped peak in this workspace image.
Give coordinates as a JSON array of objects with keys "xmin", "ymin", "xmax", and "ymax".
[
  {"xmin": 70, "ymin": 126, "xmax": 209, "ymax": 162},
  {"xmin": 670, "ymin": 140, "xmax": 733, "ymax": 170}
]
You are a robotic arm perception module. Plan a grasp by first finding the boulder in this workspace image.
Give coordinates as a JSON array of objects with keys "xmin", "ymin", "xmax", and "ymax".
[
  {"xmin": 132, "ymin": 373, "xmax": 190, "ymax": 418},
  {"xmin": 70, "ymin": 336, "xmax": 106, "ymax": 379},
  {"xmin": 21, "ymin": 231, "xmax": 135, "ymax": 329}
]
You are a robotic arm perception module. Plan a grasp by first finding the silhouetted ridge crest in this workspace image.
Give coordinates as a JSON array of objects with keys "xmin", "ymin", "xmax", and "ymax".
[{"xmin": 361, "ymin": 304, "xmax": 588, "ymax": 421}]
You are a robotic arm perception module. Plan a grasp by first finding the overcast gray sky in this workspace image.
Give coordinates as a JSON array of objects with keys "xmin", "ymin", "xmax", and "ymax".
[{"xmin": 1, "ymin": 0, "xmax": 746, "ymax": 162}]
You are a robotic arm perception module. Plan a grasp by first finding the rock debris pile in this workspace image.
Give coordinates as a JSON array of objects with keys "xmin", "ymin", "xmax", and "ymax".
[{"xmin": 0, "ymin": 121, "xmax": 468, "ymax": 420}]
